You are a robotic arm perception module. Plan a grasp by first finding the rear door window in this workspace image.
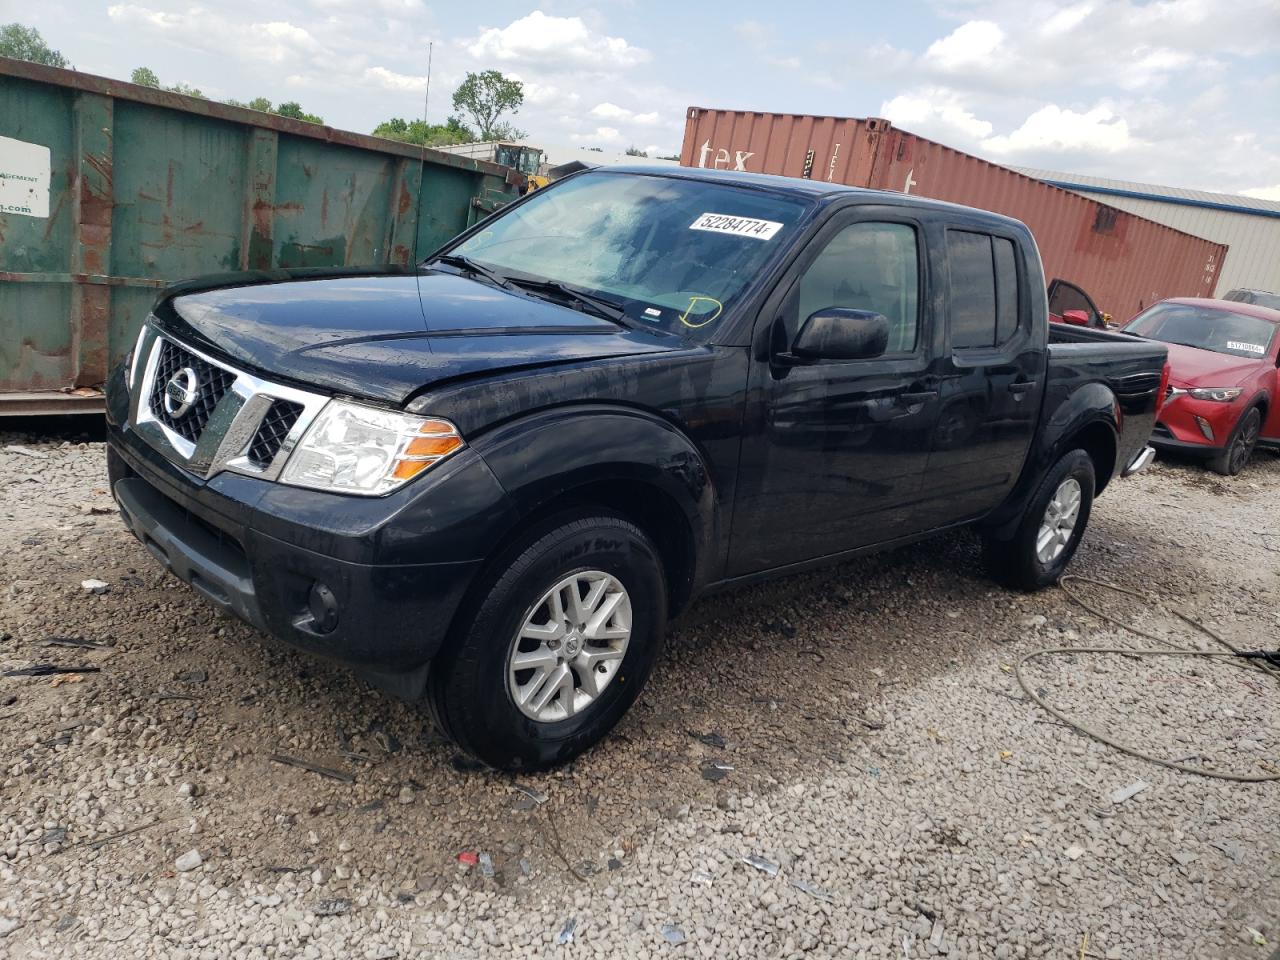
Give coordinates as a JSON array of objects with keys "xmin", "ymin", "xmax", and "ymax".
[
  {"xmin": 948, "ymin": 230, "xmax": 1020, "ymax": 349},
  {"xmin": 993, "ymin": 238, "xmax": 1019, "ymax": 344}
]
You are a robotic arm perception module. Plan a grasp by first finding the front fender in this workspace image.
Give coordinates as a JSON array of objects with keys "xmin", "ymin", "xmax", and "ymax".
[{"xmin": 472, "ymin": 404, "xmax": 718, "ymax": 585}]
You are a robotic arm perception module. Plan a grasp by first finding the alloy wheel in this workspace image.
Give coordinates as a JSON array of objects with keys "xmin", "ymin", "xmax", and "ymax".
[
  {"xmin": 1036, "ymin": 477, "xmax": 1082, "ymax": 564},
  {"xmin": 507, "ymin": 570, "xmax": 633, "ymax": 723},
  {"xmin": 1230, "ymin": 414, "xmax": 1260, "ymax": 473}
]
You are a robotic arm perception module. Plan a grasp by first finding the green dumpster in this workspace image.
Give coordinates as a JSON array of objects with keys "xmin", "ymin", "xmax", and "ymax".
[{"xmin": 0, "ymin": 57, "xmax": 519, "ymax": 414}]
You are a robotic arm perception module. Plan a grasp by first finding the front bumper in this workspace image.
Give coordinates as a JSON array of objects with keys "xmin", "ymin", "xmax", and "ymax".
[
  {"xmin": 1153, "ymin": 391, "xmax": 1243, "ymax": 452},
  {"xmin": 1148, "ymin": 429, "xmax": 1224, "ymax": 458},
  {"xmin": 105, "ymin": 362, "xmax": 515, "ymax": 700}
]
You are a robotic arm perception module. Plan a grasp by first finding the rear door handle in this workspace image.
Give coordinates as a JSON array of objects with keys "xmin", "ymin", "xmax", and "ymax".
[{"xmin": 1008, "ymin": 380, "xmax": 1038, "ymax": 395}]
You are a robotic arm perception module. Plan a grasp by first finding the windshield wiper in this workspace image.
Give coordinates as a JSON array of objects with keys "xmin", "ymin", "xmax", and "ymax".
[
  {"xmin": 431, "ymin": 254, "xmax": 513, "ymax": 290},
  {"xmin": 507, "ymin": 277, "xmax": 632, "ymax": 326}
]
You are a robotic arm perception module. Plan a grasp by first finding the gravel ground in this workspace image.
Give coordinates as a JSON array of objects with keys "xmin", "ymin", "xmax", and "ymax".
[{"xmin": 1, "ymin": 427, "xmax": 1277, "ymax": 959}]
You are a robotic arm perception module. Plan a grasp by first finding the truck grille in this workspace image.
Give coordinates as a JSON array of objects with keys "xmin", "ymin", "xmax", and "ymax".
[
  {"xmin": 247, "ymin": 400, "xmax": 305, "ymax": 468},
  {"xmin": 148, "ymin": 339, "xmax": 236, "ymax": 444},
  {"xmin": 132, "ymin": 323, "xmax": 327, "ymax": 481}
]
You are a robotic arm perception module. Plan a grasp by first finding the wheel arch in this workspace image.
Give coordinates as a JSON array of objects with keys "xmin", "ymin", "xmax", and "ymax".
[
  {"xmin": 1071, "ymin": 419, "xmax": 1118, "ymax": 495},
  {"xmin": 468, "ymin": 405, "xmax": 718, "ymax": 618},
  {"xmin": 981, "ymin": 383, "xmax": 1119, "ymax": 539}
]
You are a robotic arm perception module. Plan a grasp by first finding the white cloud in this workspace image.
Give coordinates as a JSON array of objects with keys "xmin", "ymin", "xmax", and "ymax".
[
  {"xmin": 466, "ymin": 11, "xmax": 649, "ymax": 71},
  {"xmin": 733, "ymin": 19, "xmax": 769, "ymax": 48},
  {"xmin": 1240, "ymin": 185, "xmax": 1280, "ymax": 201},
  {"xmin": 570, "ymin": 126, "xmax": 622, "ymax": 144},
  {"xmin": 924, "ymin": 20, "xmax": 1004, "ymax": 72},
  {"xmin": 514, "ymin": 79, "xmax": 573, "ymax": 107},
  {"xmin": 981, "ymin": 104, "xmax": 1132, "ymax": 155},
  {"xmin": 363, "ymin": 66, "xmax": 429, "ymax": 92},
  {"xmin": 1040, "ymin": 2, "xmax": 1094, "ymax": 36},
  {"xmin": 588, "ymin": 102, "xmax": 661, "ymax": 125},
  {"xmin": 107, "ymin": 4, "xmax": 324, "ymax": 64},
  {"xmin": 590, "ymin": 102, "xmax": 631, "ymax": 120},
  {"xmin": 880, "ymin": 89, "xmax": 994, "ymax": 141},
  {"xmin": 1116, "ymin": 47, "xmax": 1197, "ymax": 91},
  {"xmin": 308, "ymin": 0, "xmax": 422, "ymax": 11}
]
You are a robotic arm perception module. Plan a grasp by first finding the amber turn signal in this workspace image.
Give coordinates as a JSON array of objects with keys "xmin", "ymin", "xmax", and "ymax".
[{"xmin": 403, "ymin": 435, "xmax": 464, "ymax": 458}]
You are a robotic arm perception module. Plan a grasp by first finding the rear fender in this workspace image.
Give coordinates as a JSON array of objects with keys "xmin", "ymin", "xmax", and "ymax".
[{"xmin": 982, "ymin": 383, "xmax": 1118, "ymax": 538}]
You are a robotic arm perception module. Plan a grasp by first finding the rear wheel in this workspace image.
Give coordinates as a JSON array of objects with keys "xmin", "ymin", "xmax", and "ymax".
[
  {"xmin": 1208, "ymin": 406, "xmax": 1261, "ymax": 476},
  {"xmin": 983, "ymin": 449, "xmax": 1095, "ymax": 591},
  {"xmin": 427, "ymin": 512, "xmax": 667, "ymax": 771}
]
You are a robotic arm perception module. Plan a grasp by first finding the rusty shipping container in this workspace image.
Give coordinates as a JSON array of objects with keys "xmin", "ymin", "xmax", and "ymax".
[
  {"xmin": 681, "ymin": 108, "xmax": 1227, "ymax": 321},
  {"xmin": 0, "ymin": 58, "xmax": 520, "ymax": 414}
]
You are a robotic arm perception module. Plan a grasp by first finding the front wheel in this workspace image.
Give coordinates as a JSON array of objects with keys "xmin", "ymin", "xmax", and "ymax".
[
  {"xmin": 1208, "ymin": 406, "xmax": 1261, "ymax": 476},
  {"xmin": 427, "ymin": 512, "xmax": 667, "ymax": 771},
  {"xmin": 983, "ymin": 449, "xmax": 1095, "ymax": 591}
]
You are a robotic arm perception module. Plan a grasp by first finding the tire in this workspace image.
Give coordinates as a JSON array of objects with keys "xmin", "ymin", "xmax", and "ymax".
[
  {"xmin": 983, "ymin": 449, "xmax": 1095, "ymax": 591},
  {"xmin": 427, "ymin": 511, "xmax": 667, "ymax": 771},
  {"xmin": 1208, "ymin": 406, "xmax": 1261, "ymax": 476}
]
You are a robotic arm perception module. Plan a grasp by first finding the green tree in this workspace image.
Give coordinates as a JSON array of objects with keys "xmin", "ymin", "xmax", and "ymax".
[
  {"xmin": 276, "ymin": 101, "xmax": 324, "ymax": 124},
  {"xmin": 248, "ymin": 97, "xmax": 273, "ymax": 113},
  {"xmin": 0, "ymin": 23, "xmax": 70, "ymax": 67},
  {"xmin": 130, "ymin": 66, "xmax": 159, "ymax": 87},
  {"xmin": 166, "ymin": 81, "xmax": 205, "ymax": 99},
  {"xmin": 372, "ymin": 115, "xmax": 476, "ymax": 147},
  {"xmin": 451, "ymin": 70, "xmax": 523, "ymax": 141},
  {"xmin": 625, "ymin": 145, "xmax": 649, "ymax": 158}
]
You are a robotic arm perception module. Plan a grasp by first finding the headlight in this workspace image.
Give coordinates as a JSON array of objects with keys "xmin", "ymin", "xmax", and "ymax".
[
  {"xmin": 1187, "ymin": 387, "xmax": 1242, "ymax": 402},
  {"xmin": 279, "ymin": 400, "xmax": 463, "ymax": 495}
]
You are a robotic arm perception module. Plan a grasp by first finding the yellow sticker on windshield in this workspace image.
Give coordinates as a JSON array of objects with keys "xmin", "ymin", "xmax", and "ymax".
[{"xmin": 679, "ymin": 296, "xmax": 724, "ymax": 329}]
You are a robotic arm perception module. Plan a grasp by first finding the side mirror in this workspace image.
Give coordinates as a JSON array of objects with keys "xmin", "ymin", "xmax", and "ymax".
[
  {"xmin": 792, "ymin": 308, "xmax": 890, "ymax": 361},
  {"xmin": 1062, "ymin": 309, "xmax": 1091, "ymax": 327}
]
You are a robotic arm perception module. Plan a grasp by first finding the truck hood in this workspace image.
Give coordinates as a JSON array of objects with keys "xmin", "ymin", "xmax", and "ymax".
[
  {"xmin": 1161, "ymin": 341, "xmax": 1263, "ymax": 388},
  {"xmin": 163, "ymin": 270, "xmax": 679, "ymax": 405}
]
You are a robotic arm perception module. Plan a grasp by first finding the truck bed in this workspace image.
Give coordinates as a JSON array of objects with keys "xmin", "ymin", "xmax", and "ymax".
[{"xmin": 1045, "ymin": 324, "xmax": 1168, "ymax": 477}]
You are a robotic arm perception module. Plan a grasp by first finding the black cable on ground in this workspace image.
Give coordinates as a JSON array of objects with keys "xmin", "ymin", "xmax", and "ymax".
[{"xmin": 1013, "ymin": 575, "xmax": 1280, "ymax": 783}]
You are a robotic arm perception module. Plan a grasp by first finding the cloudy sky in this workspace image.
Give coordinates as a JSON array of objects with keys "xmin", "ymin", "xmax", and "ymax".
[{"xmin": 8, "ymin": 0, "xmax": 1280, "ymax": 197}]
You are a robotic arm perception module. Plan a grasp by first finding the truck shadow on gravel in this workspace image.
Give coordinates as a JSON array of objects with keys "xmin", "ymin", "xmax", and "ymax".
[{"xmin": 1, "ymin": 461, "xmax": 1243, "ymax": 898}]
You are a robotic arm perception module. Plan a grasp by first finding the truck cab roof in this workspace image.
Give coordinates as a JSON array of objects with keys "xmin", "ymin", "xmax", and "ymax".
[{"xmin": 601, "ymin": 165, "xmax": 1031, "ymax": 230}]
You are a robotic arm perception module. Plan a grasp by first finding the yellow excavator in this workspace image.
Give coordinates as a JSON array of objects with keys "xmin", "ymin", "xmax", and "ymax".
[{"xmin": 436, "ymin": 141, "xmax": 549, "ymax": 194}]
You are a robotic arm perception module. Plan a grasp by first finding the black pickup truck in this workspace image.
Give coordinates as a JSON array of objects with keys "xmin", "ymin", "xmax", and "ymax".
[{"xmin": 104, "ymin": 167, "xmax": 1167, "ymax": 769}]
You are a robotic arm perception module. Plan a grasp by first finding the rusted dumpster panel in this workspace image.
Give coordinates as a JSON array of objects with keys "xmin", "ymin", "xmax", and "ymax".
[
  {"xmin": 681, "ymin": 107, "xmax": 1227, "ymax": 321},
  {"xmin": 0, "ymin": 58, "xmax": 518, "ymax": 409}
]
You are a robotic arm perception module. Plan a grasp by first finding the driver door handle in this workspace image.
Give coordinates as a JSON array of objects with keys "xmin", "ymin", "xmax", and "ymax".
[
  {"xmin": 1008, "ymin": 380, "xmax": 1038, "ymax": 395},
  {"xmin": 899, "ymin": 390, "xmax": 939, "ymax": 404}
]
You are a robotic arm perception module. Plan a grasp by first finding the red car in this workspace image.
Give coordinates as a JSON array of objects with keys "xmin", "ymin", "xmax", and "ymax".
[{"xmin": 1123, "ymin": 298, "xmax": 1280, "ymax": 475}]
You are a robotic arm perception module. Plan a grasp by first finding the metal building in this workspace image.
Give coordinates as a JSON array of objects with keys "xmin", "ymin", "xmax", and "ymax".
[{"xmin": 1012, "ymin": 168, "xmax": 1280, "ymax": 300}]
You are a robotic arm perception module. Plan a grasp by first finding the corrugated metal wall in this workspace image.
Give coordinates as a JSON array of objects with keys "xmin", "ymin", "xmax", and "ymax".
[
  {"xmin": 0, "ymin": 58, "xmax": 518, "ymax": 409},
  {"xmin": 681, "ymin": 108, "xmax": 1229, "ymax": 322},
  {"xmin": 1012, "ymin": 168, "xmax": 1280, "ymax": 299}
]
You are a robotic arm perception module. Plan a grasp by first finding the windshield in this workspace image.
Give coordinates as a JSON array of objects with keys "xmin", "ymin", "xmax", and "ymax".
[
  {"xmin": 1124, "ymin": 302, "xmax": 1278, "ymax": 359},
  {"xmin": 444, "ymin": 171, "xmax": 810, "ymax": 340}
]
